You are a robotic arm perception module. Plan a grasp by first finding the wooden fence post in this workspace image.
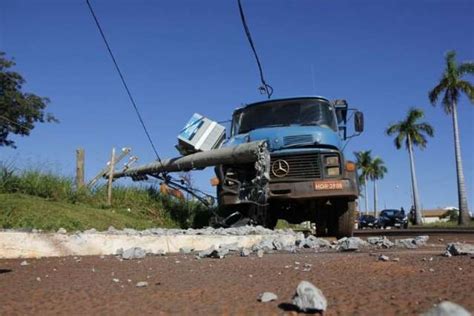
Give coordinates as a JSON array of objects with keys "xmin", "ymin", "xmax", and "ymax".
[
  {"xmin": 76, "ymin": 148, "xmax": 85, "ymax": 189},
  {"xmin": 107, "ymin": 148, "xmax": 116, "ymax": 206}
]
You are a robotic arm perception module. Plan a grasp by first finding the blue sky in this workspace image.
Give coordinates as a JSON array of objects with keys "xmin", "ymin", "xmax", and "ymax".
[{"xmin": 1, "ymin": 0, "xmax": 473, "ymax": 212}]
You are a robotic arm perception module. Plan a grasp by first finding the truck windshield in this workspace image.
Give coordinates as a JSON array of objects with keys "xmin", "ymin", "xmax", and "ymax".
[{"xmin": 232, "ymin": 99, "xmax": 337, "ymax": 135}]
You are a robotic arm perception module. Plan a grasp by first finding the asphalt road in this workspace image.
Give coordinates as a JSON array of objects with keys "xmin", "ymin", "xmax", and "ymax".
[{"xmin": 1, "ymin": 234, "xmax": 473, "ymax": 315}]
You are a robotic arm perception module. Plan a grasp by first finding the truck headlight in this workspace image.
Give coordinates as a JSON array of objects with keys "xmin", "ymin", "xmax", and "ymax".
[
  {"xmin": 325, "ymin": 156, "xmax": 339, "ymax": 166},
  {"xmin": 326, "ymin": 167, "xmax": 340, "ymax": 176}
]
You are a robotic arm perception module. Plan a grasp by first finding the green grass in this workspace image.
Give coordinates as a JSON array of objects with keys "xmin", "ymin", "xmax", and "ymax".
[
  {"xmin": 0, "ymin": 163, "xmax": 213, "ymax": 231},
  {"xmin": 0, "ymin": 193, "xmax": 171, "ymax": 231}
]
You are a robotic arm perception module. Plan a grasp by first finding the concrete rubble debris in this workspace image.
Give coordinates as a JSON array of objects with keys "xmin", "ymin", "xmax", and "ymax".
[
  {"xmin": 395, "ymin": 238, "xmax": 418, "ymax": 249},
  {"xmin": 121, "ymin": 247, "xmax": 147, "ymax": 260},
  {"xmin": 197, "ymin": 245, "xmax": 233, "ymax": 259},
  {"xmin": 258, "ymin": 292, "xmax": 278, "ymax": 303},
  {"xmin": 367, "ymin": 236, "xmax": 394, "ymax": 248},
  {"xmin": 414, "ymin": 235, "xmax": 430, "ymax": 246},
  {"xmin": 338, "ymin": 237, "xmax": 368, "ymax": 251},
  {"xmin": 446, "ymin": 243, "xmax": 474, "ymax": 256},
  {"xmin": 240, "ymin": 248, "xmax": 251, "ymax": 257},
  {"xmin": 298, "ymin": 235, "xmax": 331, "ymax": 249},
  {"xmin": 421, "ymin": 301, "xmax": 471, "ymax": 316},
  {"xmin": 379, "ymin": 255, "xmax": 390, "ymax": 261},
  {"xmin": 292, "ymin": 280, "xmax": 327, "ymax": 312},
  {"xmin": 257, "ymin": 249, "xmax": 264, "ymax": 258},
  {"xmin": 136, "ymin": 281, "xmax": 149, "ymax": 288}
]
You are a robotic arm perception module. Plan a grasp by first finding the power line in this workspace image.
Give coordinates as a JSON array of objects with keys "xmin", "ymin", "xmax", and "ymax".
[
  {"xmin": 85, "ymin": 0, "xmax": 163, "ymax": 165},
  {"xmin": 237, "ymin": 0, "xmax": 273, "ymax": 99}
]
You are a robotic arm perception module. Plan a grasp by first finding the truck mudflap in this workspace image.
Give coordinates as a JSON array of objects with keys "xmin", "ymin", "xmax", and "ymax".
[{"xmin": 268, "ymin": 178, "xmax": 358, "ymax": 200}]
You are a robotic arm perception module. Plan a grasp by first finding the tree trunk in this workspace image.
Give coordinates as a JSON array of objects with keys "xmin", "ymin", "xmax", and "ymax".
[
  {"xmin": 407, "ymin": 134, "xmax": 423, "ymax": 225},
  {"xmin": 451, "ymin": 102, "xmax": 471, "ymax": 225},
  {"xmin": 373, "ymin": 180, "xmax": 377, "ymax": 218},
  {"xmin": 364, "ymin": 175, "xmax": 369, "ymax": 213}
]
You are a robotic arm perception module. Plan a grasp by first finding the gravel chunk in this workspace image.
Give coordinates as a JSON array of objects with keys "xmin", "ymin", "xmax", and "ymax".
[
  {"xmin": 292, "ymin": 280, "xmax": 327, "ymax": 312},
  {"xmin": 378, "ymin": 255, "xmax": 390, "ymax": 262},
  {"xmin": 257, "ymin": 249, "xmax": 264, "ymax": 258},
  {"xmin": 395, "ymin": 238, "xmax": 418, "ymax": 249},
  {"xmin": 136, "ymin": 281, "xmax": 149, "ymax": 288},
  {"xmin": 421, "ymin": 301, "xmax": 471, "ymax": 316},
  {"xmin": 446, "ymin": 243, "xmax": 474, "ymax": 256},
  {"xmin": 414, "ymin": 235, "xmax": 430, "ymax": 246},
  {"xmin": 338, "ymin": 237, "xmax": 368, "ymax": 251},
  {"xmin": 367, "ymin": 236, "xmax": 394, "ymax": 248},
  {"xmin": 259, "ymin": 292, "xmax": 278, "ymax": 302},
  {"xmin": 121, "ymin": 247, "xmax": 146, "ymax": 260},
  {"xmin": 20, "ymin": 260, "xmax": 29, "ymax": 266}
]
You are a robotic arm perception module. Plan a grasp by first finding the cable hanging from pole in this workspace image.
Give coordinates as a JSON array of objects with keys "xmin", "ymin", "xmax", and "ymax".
[
  {"xmin": 237, "ymin": 0, "xmax": 273, "ymax": 99},
  {"xmin": 85, "ymin": 0, "xmax": 164, "ymax": 167}
]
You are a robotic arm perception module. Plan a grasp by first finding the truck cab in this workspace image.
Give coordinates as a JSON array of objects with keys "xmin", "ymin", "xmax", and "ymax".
[{"xmin": 215, "ymin": 96, "xmax": 364, "ymax": 237}]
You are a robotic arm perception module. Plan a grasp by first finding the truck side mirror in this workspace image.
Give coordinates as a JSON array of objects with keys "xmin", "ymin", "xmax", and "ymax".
[{"xmin": 354, "ymin": 111, "xmax": 364, "ymax": 133}]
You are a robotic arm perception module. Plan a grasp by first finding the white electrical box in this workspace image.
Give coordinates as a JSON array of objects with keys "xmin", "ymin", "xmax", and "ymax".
[{"xmin": 176, "ymin": 113, "xmax": 226, "ymax": 155}]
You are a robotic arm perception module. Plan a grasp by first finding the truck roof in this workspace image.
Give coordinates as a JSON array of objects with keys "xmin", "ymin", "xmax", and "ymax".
[{"xmin": 234, "ymin": 96, "xmax": 330, "ymax": 113}]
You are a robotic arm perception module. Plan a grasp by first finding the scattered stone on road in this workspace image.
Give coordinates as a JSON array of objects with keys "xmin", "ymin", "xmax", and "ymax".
[
  {"xmin": 338, "ymin": 237, "xmax": 368, "ymax": 251},
  {"xmin": 257, "ymin": 249, "xmax": 264, "ymax": 258},
  {"xmin": 446, "ymin": 243, "xmax": 474, "ymax": 256},
  {"xmin": 121, "ymin": 247, "xmax": 146, "ymax": 260},
  {"xmin": 421, "ymin": 301, "xmax": 471, "ymax": 316},
  {"xmin": 20, "ymin": 260, "xmax": 29, "ymax": 266},
  {"xmin": 367, "ymin": 236, "xmax": 394, "ymax": 248},
  {"xmin": 395, "ymin": 238, "xmax": 418, "ymax": 249},
  {"xmin": 112, "ymin": 278, "xmax": 120, "ymax": 283},
  {"xmin": 258, "ymin": 292, "xmax": 278, "ymax": 303},
  {"xmin": 292, "ymin": 280, "xmax": 327, "ymax": 312},
  {"xmin": 136, "ymin": 281, "xmax": 149, "ymax": 288},
  {"xmin": 379, "ymin": 255, "xmax": 390, "ymax": 262}
]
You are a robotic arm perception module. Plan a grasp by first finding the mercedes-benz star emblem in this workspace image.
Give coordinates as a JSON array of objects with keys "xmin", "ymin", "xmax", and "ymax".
[{"xmin": 272, "ymin": 159, "xmax": 290, "ymax": 178}]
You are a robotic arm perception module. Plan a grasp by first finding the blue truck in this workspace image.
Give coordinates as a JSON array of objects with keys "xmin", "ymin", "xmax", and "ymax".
[{"xmin": 214, "ymin": 96, "xmax": 364, "ymax": 237}]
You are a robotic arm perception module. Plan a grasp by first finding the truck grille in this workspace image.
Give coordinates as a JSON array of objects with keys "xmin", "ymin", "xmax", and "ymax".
[
  {"xmin": 283, "ymin": 135, "xmax": 314, "ymax": 147},
  {"xmin": 270, "ymin": 153, "xmax": 322, "ymax": 180}
]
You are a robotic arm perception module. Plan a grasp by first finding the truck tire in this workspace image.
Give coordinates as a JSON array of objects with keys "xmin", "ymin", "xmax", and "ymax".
[{"xmin": 330, "ymin": 200, "xmax": 355, "ymax": 238}]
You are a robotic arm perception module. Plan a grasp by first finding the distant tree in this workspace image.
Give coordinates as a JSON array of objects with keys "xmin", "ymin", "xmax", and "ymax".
[
  {"xmin": 354, "ymin": 150, "xmax": 373, "ymax": 213},
  {"xmin": 367, "ymin": 157, "xmax": 387, "ymax": 217},
  {"xmin": 0, "ymin": 52, "xmax": 57, "ymax": 148},
  {"xmin": 386, "ymin": 108, "xmax": 434, "ymax": 225},
  {"xmin": 429, "ymin": 50, "xmax": 473, "ymax": 225}
]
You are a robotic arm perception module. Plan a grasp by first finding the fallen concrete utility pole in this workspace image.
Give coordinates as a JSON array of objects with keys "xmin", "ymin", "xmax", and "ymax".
[{"xmin": 110, "ymin": 140, "xmax": 270, "ymax": 180}]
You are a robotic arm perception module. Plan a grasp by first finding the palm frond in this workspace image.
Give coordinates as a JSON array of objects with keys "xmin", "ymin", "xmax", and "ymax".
[
  {"xmin": 457, "ymin": 80, "xmax": 474, "ymax": 104},
  {"xmin": 429, "ymin": 79, "xmax": 448, "ymax": 105},
  {"xmin": 457, "ymin": 61, "xmax": 474, "ymax": 76},
  {"xmin": 386, "ymin": 123, "xmax": 401, "ymax": 136},
  {"xmin": 416, "ymin": 122, "xmax": 434, "ymax": 137}
]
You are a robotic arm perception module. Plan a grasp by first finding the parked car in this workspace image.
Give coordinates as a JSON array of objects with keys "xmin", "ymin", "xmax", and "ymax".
[
  {"xmin": 358, "ymin": 214, "xmax": 378, "ymax": 229},
  {"xmin": 377, "ymin": 209, "xmax": 408, "ymax": 229}
]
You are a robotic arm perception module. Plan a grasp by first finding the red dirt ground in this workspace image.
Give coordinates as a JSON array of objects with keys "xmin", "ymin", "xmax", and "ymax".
[{"xmin": 1, "ymin": 234, "xmax": 473, "ymax": 315}]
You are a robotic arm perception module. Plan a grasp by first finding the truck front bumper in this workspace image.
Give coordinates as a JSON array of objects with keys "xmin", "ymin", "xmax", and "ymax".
[{"xmin": 268, "ymin": 178, "xmax": 358, "ymax": 200}]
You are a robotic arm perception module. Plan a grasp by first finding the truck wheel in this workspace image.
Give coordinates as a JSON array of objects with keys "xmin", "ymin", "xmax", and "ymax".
[{"xmin": 330, "ymin": 200, "xmax": 355, "ymax": 238}]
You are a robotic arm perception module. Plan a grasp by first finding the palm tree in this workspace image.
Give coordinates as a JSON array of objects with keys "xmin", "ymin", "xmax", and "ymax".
[
  {"xmin": 367, "ymin": 157, "xmax": 387, "ymax": 217},
  {"xmin": 354, "ymin": 150, "xmax": 373, "ymax": 213},
  {"xmin": 386, "ymin": 108, "xmax": 434, "ymax": 225},
  {"xmin": 429, "ymin": 50, "xmax": 473, "ymax": 225}
]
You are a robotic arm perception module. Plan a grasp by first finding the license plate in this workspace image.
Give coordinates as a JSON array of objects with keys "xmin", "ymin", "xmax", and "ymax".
[
  {"xmin": 314, "ymin": 181, "xmax": 343, "ymax": 190},
  {"xmin": 395, "ymin": 223, "xmax": 401, "ymax": 227}
]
